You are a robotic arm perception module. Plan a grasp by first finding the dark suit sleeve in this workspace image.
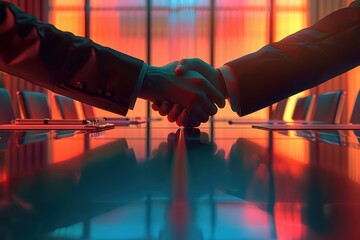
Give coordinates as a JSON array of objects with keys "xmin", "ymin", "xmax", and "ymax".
[
  {"xmin": 225, "ymin": 1, "xmax": 360, "ymax": 116},
  {"xmin": 0, "ymin": 1, "xmax": 144, "ymax": 116}
]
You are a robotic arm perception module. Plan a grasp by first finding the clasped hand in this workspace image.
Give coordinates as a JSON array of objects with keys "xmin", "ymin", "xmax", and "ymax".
[{"xmin": 143, "ymin": 59, "xmax": 228, "ymax": 127}]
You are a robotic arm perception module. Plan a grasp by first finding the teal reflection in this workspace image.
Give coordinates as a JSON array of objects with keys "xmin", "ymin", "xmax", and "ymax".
[
  {"xmin": 0, "ymin": 130, "xmax": 274, "ymax": 240},
  {"xmin": 4, "ymin": 129, "xmax": 356, "ymax": 239}
]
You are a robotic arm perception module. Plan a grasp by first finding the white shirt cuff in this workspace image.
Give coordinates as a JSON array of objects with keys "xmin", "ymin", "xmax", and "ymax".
[
  {"xmin": 128, "ymin": 62, "xmax": 148, "ymax": 110},
  {"xmin": 218, "ymin": 65, "xmax": 241, "ymax": 116}
]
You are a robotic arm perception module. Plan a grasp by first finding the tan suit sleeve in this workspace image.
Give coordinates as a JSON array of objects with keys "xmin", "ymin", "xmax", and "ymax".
[
  {"xmin": 224, "ymin": 1, "xmax": 360, "ymax": 116},
  {"xmin": 0, "ymin": 2, "xmax": 144, "ymax": 116}
]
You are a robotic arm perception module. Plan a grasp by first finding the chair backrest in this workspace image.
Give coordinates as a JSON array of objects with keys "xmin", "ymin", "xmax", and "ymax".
[
  {"xmin": 0, "ymin": 88, "xmax": 15, "ymax": 124},
  {"xmin": 311, "ymin": 90, "xmax": 345, "ymax": 124},
  {"xmin": 54, "ymin": 95, "xmax": 79, "ymax": 119},
  {"xmin": 81, "ymin": 102, "xmax": 96, "ymax": 119},
  {"xmin": 292, "ymin": 94, "xmax": 315, "ymax": 121},
  {"xmin": 17, "ymin": 90, "xmax": 51, "ymax": 119},
  {"xmin": 350, "ymin": 90, "xmax": 360, "ymax": 124},
  {"xmin": 271, "ymin": 98, "xmax": 288, "ymax": 120}
]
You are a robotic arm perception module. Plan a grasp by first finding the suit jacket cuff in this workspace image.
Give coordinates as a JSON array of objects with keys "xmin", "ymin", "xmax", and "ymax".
[
  {"xmin": 218, "ymin": 65, "xmax": 241, "ymax": 116},
  {"xmin": 128, "ymin": 62, "xmax": 147, "ymax": 110}
]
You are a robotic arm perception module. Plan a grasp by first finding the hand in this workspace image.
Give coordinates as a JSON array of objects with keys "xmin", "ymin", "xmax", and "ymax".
[
  {"xmin": 176, "ymin": 58, "xmax": 228, "ymax": 98},
  {"xmin": 139, "ymin": 62, "xmax": 225, "ymax": 123},
  {"xmin": 152, "ymin": 59, "xmax": 229, "ymax": 126},
  {"xmin": 151, "ymin": 103, "xmax": 203, "ymax": 127}
]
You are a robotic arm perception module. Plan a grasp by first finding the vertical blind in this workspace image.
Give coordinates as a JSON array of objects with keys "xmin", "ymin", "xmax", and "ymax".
[{"xmin": 3, "ymin": 0, "xmax": 358, "ymax": 122}]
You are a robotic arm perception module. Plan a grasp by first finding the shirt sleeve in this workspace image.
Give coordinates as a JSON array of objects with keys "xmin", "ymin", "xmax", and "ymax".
[{"xmin": 218, "ymin": 65, "xmax": 242, "ymax": 116}]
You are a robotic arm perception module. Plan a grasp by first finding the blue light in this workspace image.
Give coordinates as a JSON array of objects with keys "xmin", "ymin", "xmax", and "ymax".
[
  {"xmin": 169, "ymin": 0, "xmax": 197, "ymax": 8},
  {"xmin": 153, "ymin": 0, "xmax": 210, "ymax": 8}
]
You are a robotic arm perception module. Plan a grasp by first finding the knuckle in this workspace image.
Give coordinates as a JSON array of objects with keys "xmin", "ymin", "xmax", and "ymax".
[
  {"xmin": 200, "ymin": 115, "xmax": 209, "ymax": 123},
  {"xmin": 194, "ymin": 57, "xmax": 201, "ymax": 63},
  {"xmin": 188, "ymin": 92, "xmax": 200, "ymax": 104},
  {"xmin": 211, "ymin": 106, "xmax": 218, "ymax": 115}
]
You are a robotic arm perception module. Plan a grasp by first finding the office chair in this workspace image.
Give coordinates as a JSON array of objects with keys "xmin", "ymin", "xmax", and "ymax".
[
  {"xmin": 305, "ymin": 90, "xmax": 345, "ymax": 144},
  {"xmin": 17, "ymin": 90, "xmax": 51, "ymax": 119},
  {"xmin": 54, "ymin": 95, "xmax": 79, "ymax": 119},
  {"xmin": 348, "ymin": 90, "xmax": 360, "ymax": 141},
  {"xmin": 350, "ymin": 90, "xmax": 360, "ymax": 124},
  {"xmin": 292, "ymin": 94, "xmax": 315, "ymax": 121},
  {"xmin": 271, "ymin": 98, "xmax": 288, "ymax": 121},
  {"xmin": 0, "ymin": 86, "xmax": 10, "ymax": 145},
  {"xmin": 311, "ymin": 90, "xmax": 345, "ymax": 124},
  {"xmin": 228, "ymin": 98, "xmax": 288, "ymax": 124},
  {"xmin": 0, "ymin": 88, "xmax": 15, "ymax": 124},
  {"xmin": 81, "ymin": 102, "xmax": 96, "ymax": 119}
]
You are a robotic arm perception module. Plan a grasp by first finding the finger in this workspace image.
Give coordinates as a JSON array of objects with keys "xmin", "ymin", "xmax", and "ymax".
[
  {"xmin": 151, "ymin": 102, "xmax": 161, "ymax": 111},
  {"xmin": 213, "ymin": 142, "xmax": 218, "ymax": 153},
  {"xmin": 191, "ymin": 105, "xmax": 210, "ymax": 123},
  {"xmin": 201, "ymin": 79, "xmax": 226, "ymax": 108},
  {"xmin": 185, "ymin": 114, "xmax": 201, "ymax": 128},
  {"xmin": 167, "ymin": 104, "xmax": 182, "ymax": 122},
  {"xmin": 167, "ymin": 132, "xmax": 178, "ymax": 147},
  {"xmin": 179, "ymin": 58, "xmax": 217, "ymax": 79},
  {"xmin": 181, "ymin": 94, "xmax": 212, "ymax": 123},
  {"xmin": 151, "ymin": 149, "xmax": 158, "ymax": 156},
  {"xmin": 178, "ymin": 60, "xmax": 226, "ymax": 108},
  {"xmin": 189, "ymin": 73, "xmax": 224, "ymax": 110},
  {"xmin": 200, "ymin": 132, "xmax": 210, "ymax": 142},
  {"xmin": 159, "ymin": 142, "xmax": 168, "ymax": 152},
  {"xmin": 159, "ymin": 101, "xmax": 171, "ymax": 116},
  {"xmin": 176, "ymin": 109, "xmax": 189, "ymax": 127},
  {"xmin": 193, "ymin": 90, "xmax": 218, "ymax": 117},
  {"xmin": 216, "ymin": 149, "xmax": 226, "ymax": 159}
]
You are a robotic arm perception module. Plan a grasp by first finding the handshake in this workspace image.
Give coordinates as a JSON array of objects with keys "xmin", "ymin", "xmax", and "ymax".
[{"xmin": 139, "ymin": 58, "xmax": 230, "ymax": 127}]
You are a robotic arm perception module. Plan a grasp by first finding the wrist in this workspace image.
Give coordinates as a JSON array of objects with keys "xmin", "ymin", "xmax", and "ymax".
[{"xmin": 216, "ymin": 69, "xmax": 229, "ymax": 99}]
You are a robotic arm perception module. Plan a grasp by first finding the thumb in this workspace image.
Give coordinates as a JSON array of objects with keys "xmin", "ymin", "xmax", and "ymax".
[{"xmin": 176, "ymin": 58, "xmax": 217, "ymax": 80}]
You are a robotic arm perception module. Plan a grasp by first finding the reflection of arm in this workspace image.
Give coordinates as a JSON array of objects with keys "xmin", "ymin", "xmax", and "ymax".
[
  {"xmin": 219, "ymin": 1, "xmax": 360, "ymax": 116},
  {"xmin": 0, "ymin": 2, "xmax": 145, "ymax": 115},
  {"xmin": 4, "ymin": 139, "xmax": 138, "ymax": 237}
]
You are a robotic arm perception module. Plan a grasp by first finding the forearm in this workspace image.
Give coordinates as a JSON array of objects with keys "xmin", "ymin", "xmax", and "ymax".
[{"xmin": 0, "ymin": 2, "xmax": 144, "ymax": 115}]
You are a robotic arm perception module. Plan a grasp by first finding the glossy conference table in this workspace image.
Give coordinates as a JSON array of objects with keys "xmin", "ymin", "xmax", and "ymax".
[{"xmin": 1, "ymin": 120, "xmax": 360, "ymax": 240}]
